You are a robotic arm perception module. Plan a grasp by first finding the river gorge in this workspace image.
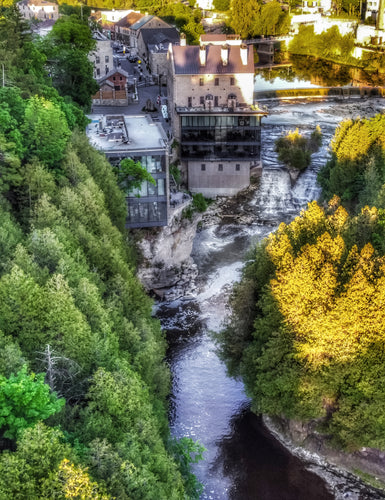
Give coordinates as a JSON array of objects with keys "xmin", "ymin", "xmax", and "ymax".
[{"xmin": 152, "ymin": 97, "xmax": 385, "ymax": 499}]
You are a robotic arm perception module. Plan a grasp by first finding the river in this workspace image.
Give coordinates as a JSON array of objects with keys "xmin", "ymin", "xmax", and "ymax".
[{"xmin": 156, "ymin": 97, "xmax": 385, "ymax": 499}]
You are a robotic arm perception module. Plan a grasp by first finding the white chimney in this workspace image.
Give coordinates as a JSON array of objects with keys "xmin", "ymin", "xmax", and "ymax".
[
  {"xmin": 221, "ymin": 43, "xmax": 229, "ymax": 66},
  {"xmin": 240, "ymin": 43, "xmax": 248, "ymax": 65},
  {"xmin": 199, "ymin": 45, "xmax": 206, "ymax": 66},
  {"xmin": 180, "ymin": 33, "xmax": 186, "ymax": 46}
]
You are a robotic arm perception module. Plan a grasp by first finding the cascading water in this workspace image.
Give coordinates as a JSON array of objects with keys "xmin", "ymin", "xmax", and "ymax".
[{"xmin": 156, "ymin": 98, "xmax": 385, "ymax": 500}]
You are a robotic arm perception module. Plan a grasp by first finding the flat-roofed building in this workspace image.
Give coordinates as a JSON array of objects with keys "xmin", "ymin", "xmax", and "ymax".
[
  {"xmin": 167, "ymin": 35, "xmax": 267, "ymax": 197},
  {"xmin": 87, "ymin": 114, "xmax": 169, "ymax": 228}
]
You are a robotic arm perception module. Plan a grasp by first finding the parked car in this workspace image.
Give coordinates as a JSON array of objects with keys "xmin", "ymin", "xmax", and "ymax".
[{"xmin": 128, "ymin": 55, "xmax": 139, "ymax": 63}]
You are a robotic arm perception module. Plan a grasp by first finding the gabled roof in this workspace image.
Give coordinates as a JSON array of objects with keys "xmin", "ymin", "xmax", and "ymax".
[
  {"xmin": 92, "ymin": 31, "xmax": 109, "ymax": 41},
  {"xmin": 114, "ymin": 11, "xmax": 144, "ymax": 28},
  {"xmin": 130, "ymin": 15, "xmax": 154, "ymax": 31},
  {"xmin": 97, "ymin": 68, "xmax": 129, "ymax": 84},
  {"xmin": 171, "ymin": 44, "xmax": 254, "ymax": 75},
  {"xmin": 139, "ymin": 27, "xmax": 180, "ymax": 46}
]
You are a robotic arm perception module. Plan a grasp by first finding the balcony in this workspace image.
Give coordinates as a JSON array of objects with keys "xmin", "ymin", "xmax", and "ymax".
[
  {"xmin": 181, "ymin": 145, "xmax": 260, "ymax": 160},
  {"xmin": 181, "ymin": 131, "xmax": 261, "ymax": 145},
  {"xmin": 176, "ymin": 104, "xmax": 268, "ymax": 115}
]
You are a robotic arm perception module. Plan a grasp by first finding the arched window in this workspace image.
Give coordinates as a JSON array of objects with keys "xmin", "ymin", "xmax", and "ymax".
[{"xmin": 205, "ymin": 94, "xmax": 213, "ymax": 100}]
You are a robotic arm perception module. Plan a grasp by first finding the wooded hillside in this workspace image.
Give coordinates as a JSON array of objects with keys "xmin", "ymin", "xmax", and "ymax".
[
  {"xmin": 0, "ymin": 7, "xmax": 199, "ymax": 498},
  {"xmin": 218, "ymin": 115, "xmax": 385, "ymax": 451}
]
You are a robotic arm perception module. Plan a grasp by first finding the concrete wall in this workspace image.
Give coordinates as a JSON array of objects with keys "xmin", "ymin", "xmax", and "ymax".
[{"xmin": 187, "ymin": 160, "xmax": 251, "ymax": 197}]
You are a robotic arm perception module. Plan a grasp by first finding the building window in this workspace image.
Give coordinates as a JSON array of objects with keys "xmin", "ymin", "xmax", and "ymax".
[
  {"xmin": 199, "ymin": 78, "xmax": 204, "ymax": 86},
  {"xmin": 201, "ymin": 164, "xmax": 206, "ymax": 171},
  {"xmin": 188, "ymin": 97, "xmax": 192, "ymax": 107},
  {"xmin": 235, "ymin": 164, "xmax": 240, "ymax": 171},
  {"xmin": 215, "ymin": 78, "xmax": 219, "ymax": 86},
  {"xmin": 120, "ymin": 76, "xmax": 123, "ymax": 80},
  {"xmin": 105, "ymin": 56, "xmax": 109, "ymax": 63},
  {"xmin": 200, "ymin": 96, "xmax": 204, "ymax": 105},
  {"xmin": 96, "ymin": 68, "xmax": 100, "ymax": 76},
  {"xmin": 230, "ymin": 77, "xmax": 235, "ymax": 85},
  {"xmin": 218, "ymin": 164, "xmax": 223, "ymax": 171},
  {"xmin": 96, "ymin": 56, "xmax": 100, "ymax": 64},
  {"xmin": 214, "ymin": 96, "xmax": 218, "ymax": 107}
]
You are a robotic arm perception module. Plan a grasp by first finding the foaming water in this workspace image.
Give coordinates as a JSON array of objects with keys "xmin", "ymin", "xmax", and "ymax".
[{"xmin": 157, "ymin": 100, "xmax": 385, "ymax": 500}]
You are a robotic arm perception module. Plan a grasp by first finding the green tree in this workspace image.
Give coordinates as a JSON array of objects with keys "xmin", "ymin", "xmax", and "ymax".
[
  {"xmin": 22, "ymin": 97, "xmax": 71, "ymax": 171},
  {"xmin": 0, "ymin": 422, "xmax": 109, "ymax": 499},
  {"xmin": 0, "ymin": 366, "xmax": 64, "ymax": 439},
  {"xmin": 49, "ymin": 15, "xmax": 96, "ymax": 52},
  {"xmin": 79, "ymin": 367, "xmax": 186, "ymax": 499},
  {"xmin": 42, "ymin": 14, "xmax": 98, "ymax": 108},
  {"xmin": 117, "ymin": 158, "xmax": 156, "ymax": 194},
  {"xmin": 0, "ymin": 7, "xmax": 48, "ymax": 95},
  {"xmin": 213, "ymin": 0, "xmax": 230, "ymax": 10},
  {"xmin": 0, "ymin": 331, "xmax": 26, "ymax": 378},
  {"xmin": 230, "ymin": 0, "xmax": 261, "ymax": 38},
  {"xmin": 255, "ymin": 1, "xmax": 290, "ymax": 36},
  {"xmin": 171, "ymin": 437, "xmax": 205, "ymax": 499},
  {"xmin": 275, "ymin": 127, "xmax": 322, "ymax": 171}
]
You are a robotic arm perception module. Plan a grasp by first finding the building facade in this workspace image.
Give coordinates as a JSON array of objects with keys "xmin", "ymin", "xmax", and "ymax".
[
  {"xmin": 92, "ymin": 68, "xmax": 131, "ymax": 106},
  {"xmin": 18, "ymin": 0, "xmax": 59, "ymax": 20},
  {"xmin": 87, "ymin": 114, "xmax": 169, "ymax": 228},
  {"xmin": 129, "ymin": 15, "xmax": 172, "ymax": 50},
  {"xmin": 137, "ymin": 28, "xmax": 180, "ymax": 76},
  {"xmin": 167, "ymin": 36, "xmax": 267, "ymax": 197},
  {"xmin": 89, "ymin": 32, "xmax": 114, "ymax": 78}
]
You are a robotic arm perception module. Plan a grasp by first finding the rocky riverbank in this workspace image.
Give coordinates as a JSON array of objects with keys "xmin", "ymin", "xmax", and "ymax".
[
  {"xmin": 263, "ymin": 416, "xmax": 385, "ymax": 499},
  {"xmin": 136, "ymin": 182, "xmax": 261, "ymax": 301},
  {"xmin": 136, "ymin": 202, "xmax": 200, "ymax": 301}
]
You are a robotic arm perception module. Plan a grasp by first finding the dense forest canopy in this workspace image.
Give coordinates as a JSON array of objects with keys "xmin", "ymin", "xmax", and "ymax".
[
  {"xmin": 0, "ymin": 6, "xmax": 202, "ymax": 498},
  {"xmin": 218, "ymin": 116, "xmax": 385, "ymax": 451}
]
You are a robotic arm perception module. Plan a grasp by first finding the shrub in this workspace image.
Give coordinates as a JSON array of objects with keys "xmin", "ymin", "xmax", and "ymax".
[{"xmin": 192, "ymin": 193, "xmax": 208, "ymax": 212}]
